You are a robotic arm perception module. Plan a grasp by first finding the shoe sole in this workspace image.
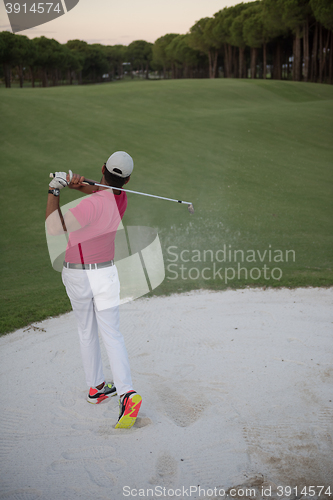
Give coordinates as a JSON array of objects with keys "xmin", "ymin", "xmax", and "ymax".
[
  {"xmin": 115, "ymin": 394, "xmax": 142, "ymax": 429},
  {"xmin": 87, "ymin": 391, "xmax": 117, "ymax": 404}
]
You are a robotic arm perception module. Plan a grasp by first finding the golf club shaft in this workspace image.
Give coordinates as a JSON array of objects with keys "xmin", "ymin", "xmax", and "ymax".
[
  {"xmin": 49, "ymin": 173, "xmax": 192, "ymax": 206},
  {"xmin": 85, "ymin": 181, "xmax": 193, "ymax": 206}
]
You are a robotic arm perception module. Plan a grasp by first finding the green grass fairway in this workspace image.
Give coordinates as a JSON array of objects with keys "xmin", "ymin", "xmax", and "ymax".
[{"xmin": 1, "ymin": 79, "xmax": 333, "ymax": 334}]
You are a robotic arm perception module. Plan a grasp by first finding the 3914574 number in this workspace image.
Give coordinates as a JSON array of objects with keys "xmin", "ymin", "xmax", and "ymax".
[
  {"xmin": 5, "ymin": 3, "xmax": 61, "ymax": 14},
  {"xmin": 277, "ymin": 486, "xmax": 332, "ymax": 497}
]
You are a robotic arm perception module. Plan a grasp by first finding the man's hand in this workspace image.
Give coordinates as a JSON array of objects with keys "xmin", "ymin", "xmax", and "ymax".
[
  {"xmin": 68, "ymin": 173, "xmax": 85, "ymax": 190},
  {"xmin": 49, "ymin": 170, "xmax": 73, "ymax": 190}
]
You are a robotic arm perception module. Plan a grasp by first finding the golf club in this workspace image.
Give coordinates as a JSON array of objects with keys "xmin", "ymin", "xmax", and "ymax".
[{"xmin": 49, "ymin": 174, "xmax": 195, "ymax": 214}]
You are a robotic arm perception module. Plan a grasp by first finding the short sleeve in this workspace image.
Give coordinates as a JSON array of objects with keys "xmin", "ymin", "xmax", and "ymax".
[
  {"xmin": 115, "ymin": 192, "xmax": 128, "ymax": 219},
  {"xmin": 69, "ymin": 197, "xmax": 97, "ymax": 228}
]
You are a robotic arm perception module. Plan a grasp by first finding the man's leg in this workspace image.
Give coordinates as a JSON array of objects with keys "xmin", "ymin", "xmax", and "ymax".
[
  {"xmin": 72, "ymin": 299, "xmax": 105, "ymax": 388},
  {"xmin": 62, "ymin": 268, "xmax": 105, "ymax": 388},
  {"xmin": 95, "ymin": 306, "xmax": 133, "ymax": 398},
  {"xmin": 92, "ymin": 267, "xmax": 142, "ymax": 427}
]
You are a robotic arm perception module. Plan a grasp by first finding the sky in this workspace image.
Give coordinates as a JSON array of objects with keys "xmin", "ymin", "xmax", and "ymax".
[{"xmin": 0, "ymin": 0, "xmax": 243, "ymax": 45}]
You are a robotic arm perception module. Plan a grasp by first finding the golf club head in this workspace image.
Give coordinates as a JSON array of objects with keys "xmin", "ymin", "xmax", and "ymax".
[{"xmin": 188, "ymin": 204, "xmax": 194, "ymax": 215}]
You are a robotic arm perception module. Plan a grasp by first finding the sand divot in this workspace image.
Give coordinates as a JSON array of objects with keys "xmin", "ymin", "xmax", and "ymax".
[
  {"xmin": 134, "ymin": 416, "xmax": 153, "ymax": 428},
  {"xmin": 157, "ymin": 386, "xmax": 207, "ymax": 427},
  {"xmin": 149, "ymin": 452, "xmax": 179, "ymax": 487}
]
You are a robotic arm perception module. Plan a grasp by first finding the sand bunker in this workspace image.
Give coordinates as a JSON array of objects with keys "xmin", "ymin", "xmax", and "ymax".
[{"xmin": 0, "ymin": 287, "xmax": 332, "ymax": 500}]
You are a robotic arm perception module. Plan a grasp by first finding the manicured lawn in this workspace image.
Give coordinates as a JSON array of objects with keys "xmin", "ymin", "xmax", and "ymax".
[{"xmin": 1, "ymin": 79, "xmax": 332, "ymax": 333}]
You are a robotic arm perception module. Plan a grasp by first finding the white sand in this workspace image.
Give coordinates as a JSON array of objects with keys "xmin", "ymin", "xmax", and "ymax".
[{"xmin": 0, "ymin": 288, "xmax": 332, "ymax": 500}]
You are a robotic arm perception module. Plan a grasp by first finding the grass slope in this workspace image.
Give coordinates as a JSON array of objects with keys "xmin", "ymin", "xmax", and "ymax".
[{"xmin": 1, "ymin": 79, "xmax": 332, "ymax": 333}]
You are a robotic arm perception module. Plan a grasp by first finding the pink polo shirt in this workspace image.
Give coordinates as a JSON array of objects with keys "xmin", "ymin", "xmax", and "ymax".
[{"xmin": 65, "ymin": 189, "xmax": 127, "ymax": 264}]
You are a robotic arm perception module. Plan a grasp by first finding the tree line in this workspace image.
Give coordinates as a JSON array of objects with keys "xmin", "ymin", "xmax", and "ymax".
[
  {"xmin": 1, "ymin": 0, "xmax": 332, "ymax": 87},
  {"xmin": 0, "ymin": 35, "xmax": 153, "ymax": 87}
]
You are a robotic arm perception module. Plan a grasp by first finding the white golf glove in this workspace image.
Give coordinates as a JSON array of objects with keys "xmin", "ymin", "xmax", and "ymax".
[{"xmin": 49, "ymin": 170, "xmax": 73, "ymax": 190}]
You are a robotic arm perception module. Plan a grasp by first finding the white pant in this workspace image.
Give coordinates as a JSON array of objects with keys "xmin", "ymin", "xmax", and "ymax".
[{"xmin": 62, "ymin": 265, "xmax": 133, "ymax": 396}]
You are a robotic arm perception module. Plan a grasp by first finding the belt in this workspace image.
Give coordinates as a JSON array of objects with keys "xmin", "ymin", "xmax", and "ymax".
[{"xmin": 63, "ymin": 260, "xmax": 114, "ymax": 270}]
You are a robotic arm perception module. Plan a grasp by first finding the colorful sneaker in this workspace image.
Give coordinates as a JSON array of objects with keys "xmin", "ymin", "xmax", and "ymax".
[
  {"xmin": 115, "ymin": 391, "xmax": 142, "ymax": 429},
  {"xmin": 87, "ymin": 382, "xmax": 117, "ymax": 404}
]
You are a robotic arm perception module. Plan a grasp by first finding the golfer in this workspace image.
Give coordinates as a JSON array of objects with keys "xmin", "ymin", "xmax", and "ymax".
[{"xmin": 45, "ymin": 151, "xmax": 142, "ymax": 429}]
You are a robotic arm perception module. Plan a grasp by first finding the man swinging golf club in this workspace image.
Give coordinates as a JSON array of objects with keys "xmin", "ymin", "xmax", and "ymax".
[{"xmin": 45, "ymin": 151, "xmax": 142, "ymax": 429}]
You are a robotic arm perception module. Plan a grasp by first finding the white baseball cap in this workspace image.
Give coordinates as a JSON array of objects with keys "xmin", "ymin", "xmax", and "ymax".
[{"xmin": 105, "ymin": 151, "xmax": 134, "ymax": 178}]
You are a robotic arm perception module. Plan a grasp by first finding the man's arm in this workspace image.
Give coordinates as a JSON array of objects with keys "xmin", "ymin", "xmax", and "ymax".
[
  {"xmin": 68, "ymin": 174, "xmax": 99, "ymax": 195},
  {"xmin": 45, "ymin": 191, "xmax": 67, "ymax": 234},
  {"xmin": 45, "ymin": 171, "xmax": 81, "ymax": 236}
]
